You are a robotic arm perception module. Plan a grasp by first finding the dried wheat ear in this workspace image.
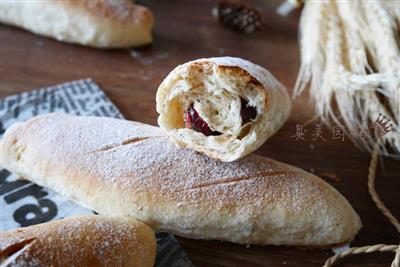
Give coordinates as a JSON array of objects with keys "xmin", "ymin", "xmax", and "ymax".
[{"xmin": 294, "ymin": 0, "xmax": 400, "ymax": 157}]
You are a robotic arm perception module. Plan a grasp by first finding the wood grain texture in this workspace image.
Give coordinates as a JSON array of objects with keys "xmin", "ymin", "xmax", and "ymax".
[{"xmin": 0, "ymin": 0, "xmax": 398, "ymax": 266}]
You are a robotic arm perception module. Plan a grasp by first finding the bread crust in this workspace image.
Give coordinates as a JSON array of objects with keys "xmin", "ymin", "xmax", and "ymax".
[
  {"xmin": 0, "ymin": 216, "xmax": 156, "ymax": 267},
  {"xmin": 0, "ymin": 113, "xmax": 361, "ymax": 246},
  {"xmin": 156, "ymin": 57, "xmax": 292, "ymax": 162},
  {"xmin": 0, "ymin": 0, "xmax": 154, "ymax": 48}
]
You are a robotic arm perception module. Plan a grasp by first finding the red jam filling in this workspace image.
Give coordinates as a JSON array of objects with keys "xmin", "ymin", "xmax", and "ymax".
[
  {"xmin": 185, "ymin": 103, "xmax": 222, "ymax": 136},
  {"xmin": 184, "ymin": 98, "xmax": 257, "ymax": 136}
]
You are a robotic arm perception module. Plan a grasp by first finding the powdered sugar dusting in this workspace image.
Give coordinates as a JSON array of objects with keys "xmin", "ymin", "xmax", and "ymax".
[
  {"xmin": 12, "ymin": 114, "xmax": 339, "ymax": 213},
  {"xmin": 1, "ymin": 113, "xmax": 361, "ymax": 246},
  {"xmin": 1, "ymin": 216, "xmax": 154, "ymax": 266}
]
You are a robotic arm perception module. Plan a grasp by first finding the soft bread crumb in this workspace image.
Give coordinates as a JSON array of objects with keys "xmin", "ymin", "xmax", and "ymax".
[{"xmin": 156, "ymin": 57, "xmax": 292, "ymax": 162}]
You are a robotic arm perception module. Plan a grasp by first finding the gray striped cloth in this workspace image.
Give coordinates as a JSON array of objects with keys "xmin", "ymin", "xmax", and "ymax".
[{"xmin": 0, "ymin": 78, "xmax": 193, "ymax": 267}]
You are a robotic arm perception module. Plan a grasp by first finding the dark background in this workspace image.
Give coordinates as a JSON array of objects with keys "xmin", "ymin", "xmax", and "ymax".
[{"xmin": 0, "ymin": 1, "xmax": 398, "ymax": 266}]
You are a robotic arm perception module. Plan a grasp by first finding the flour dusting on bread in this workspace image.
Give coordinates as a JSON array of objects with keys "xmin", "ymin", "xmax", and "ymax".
[
  {"xmin": 0, "ymin": 216, "xmax": 156, "ymax": 267},
  {"xmin": 0, "ymin": 114, "xmax": 361, "ymax": 246}
]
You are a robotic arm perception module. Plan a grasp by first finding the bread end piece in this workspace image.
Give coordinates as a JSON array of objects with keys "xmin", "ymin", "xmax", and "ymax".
[
  {"xmin": 156, "ymin": 57, "xmax": 291, "ymax": 162},
  {"xmin": 0, "ymin": 216, "xmax": 156, "ymax": 267}
]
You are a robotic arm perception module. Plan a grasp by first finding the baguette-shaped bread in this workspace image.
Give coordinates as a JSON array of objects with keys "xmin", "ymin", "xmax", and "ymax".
[
  {"xmin": 0, "ymin": 113, "xmax": 361, "ymax": 246},
  {"xmin": 156, "ymin": 57, "xmax": 291, "ymax": 162},
  {"xmin": 0, "ymin": 216, "xmax": 156, "ymax": 267},
  {"xmin": 0, "ymin": 0, "xmax": 154, "ymax": 48}
]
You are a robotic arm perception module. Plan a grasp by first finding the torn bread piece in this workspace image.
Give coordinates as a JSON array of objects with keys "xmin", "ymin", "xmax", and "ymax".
[
  {"xmin": 0, "ymin": 114, "xmax": 361, "ymax": 247},
  {"xmin": 0, "ymin": 216, "xmax": 156, "ymax": 267},
  {"xmin": 156, "ymin": 57, "xmax": 291, "ymax": 162}
]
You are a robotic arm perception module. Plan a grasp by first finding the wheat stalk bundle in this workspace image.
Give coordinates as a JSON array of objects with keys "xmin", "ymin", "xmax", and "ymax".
[{"xmin": 294, "ymin": 0, "xmax": 400, "ymax": 158}]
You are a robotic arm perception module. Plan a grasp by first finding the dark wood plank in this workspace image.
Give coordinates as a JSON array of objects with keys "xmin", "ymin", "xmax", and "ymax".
[{"xmin": 0, "ymin": 1, "xmax": 398, "ymax": 266}]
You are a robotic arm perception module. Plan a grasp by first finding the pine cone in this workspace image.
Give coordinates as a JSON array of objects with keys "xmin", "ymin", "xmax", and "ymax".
[{"xmin": 213, "ymin": 1, "xmax": 264, "ymax": 34}]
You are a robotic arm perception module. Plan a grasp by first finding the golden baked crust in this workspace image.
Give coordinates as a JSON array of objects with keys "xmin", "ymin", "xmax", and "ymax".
[
  {"xmin": 58, "ymin": 0, "xmax": 153, "ymax": 24},
  {"xmin": 0, "ymin": 114, "xmax": 361, "ymax": 246},
  {"xmin": 0, "ymin": 216, "xmax": 156, "ymax": 267},
  {"xmin": 0, "ymin": 0, "xmax": 154, "ymax": 48}
]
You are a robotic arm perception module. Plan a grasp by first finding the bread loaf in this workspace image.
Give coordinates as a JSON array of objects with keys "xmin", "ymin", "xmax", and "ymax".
[
  {"xmin": 0, "ymin": 113, "xmax": 361, "ymax": 247},
  {"xmin": 0, "ymin": 216, "xmax": 156, "ymax": 267},
  {"xmin": 0, "ymin": 0, "xmax": 154, "ymax": 48},
  {"xmin": 156, "ymin": 57, "xmax": 291, "ymax": 162}
]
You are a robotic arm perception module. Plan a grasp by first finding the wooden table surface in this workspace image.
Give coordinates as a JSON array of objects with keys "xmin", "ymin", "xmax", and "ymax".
[{"xmin": 0, "ymin": 1, "xmax": 398, "ymax": 266}]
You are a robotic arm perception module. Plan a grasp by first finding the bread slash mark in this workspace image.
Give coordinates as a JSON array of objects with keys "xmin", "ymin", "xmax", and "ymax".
[
  {"xmin": 90, "ymin": 136, "xmax": 162, "ymax": 153},
  {"xmin": 0, "ymin": 237, "xmax": 36, "ymax": 263},
  {"xmin": 175, "ymin": 170, "xmax": 287, "ymax": 192}
]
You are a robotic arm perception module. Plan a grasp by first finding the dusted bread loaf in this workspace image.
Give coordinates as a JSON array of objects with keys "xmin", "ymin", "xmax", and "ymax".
[
  {"xmin": 0, "ymin": 0, "xmax": 154, "ymax": 48},
  {"xmin": 0, "ymin": 113, "xmax": 361, "ymax": 247},
  {"xmin": 0, "ymin": 216, "xmax": 156, "ymax": 267},
  {"xmin": 156, "ymin": 57, "xmax": 291, "ymax": 162}
]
